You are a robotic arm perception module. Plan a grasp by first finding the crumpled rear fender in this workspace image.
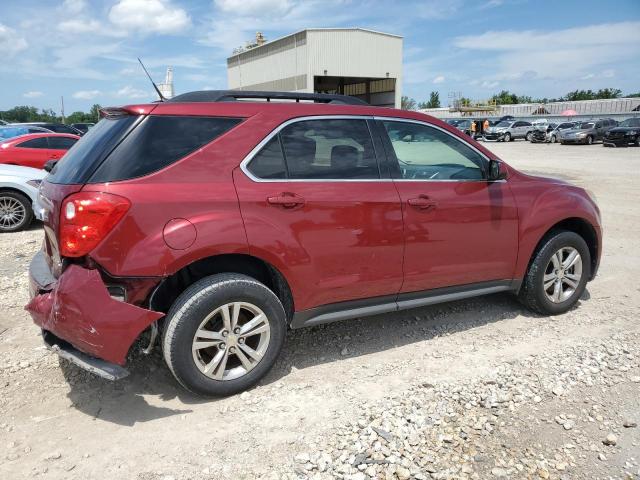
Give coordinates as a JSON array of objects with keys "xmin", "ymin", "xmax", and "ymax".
[{"xmin": 26, "ymin": 265, "xmax": 163, "ymax": 365}]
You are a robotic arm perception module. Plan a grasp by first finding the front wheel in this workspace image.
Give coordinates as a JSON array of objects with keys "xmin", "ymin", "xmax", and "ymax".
[
  {"xmin": 550, "ymin": 135, "xmax": 557, "ymax": 143},
  {"xmin": 0, "ymin": 191, "xmax": 34, "ymax": 232},
  {"xmin": 163, "ymin": 273, "xmax": 287, "ymax": 396},
  {"xmin": 526, "ymin": 132, "xmax": 533, "ymax": 141},
  {"xmin": 518, "ymin": 231, "xmax": 590, "ymax": 315},
  {"xmin": 586, "ymin": 135, "xmax": 593, "ymax": 145},
  {"xmin": 504, "ymin": 132, "xmax": 512, "ymax": 142}
]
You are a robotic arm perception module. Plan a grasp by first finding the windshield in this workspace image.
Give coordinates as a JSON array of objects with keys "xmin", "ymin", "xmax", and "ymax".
[
  {"xmin": 495, "ymin": 121, "xmax": 511, "ymax": 127},
  {"xmin": 579, "ymin": 123, "xmax": 595, "ymax": 129},
  {"xmin": 619, "ymin": 118, "xmax": 640, "ymax": 127}
]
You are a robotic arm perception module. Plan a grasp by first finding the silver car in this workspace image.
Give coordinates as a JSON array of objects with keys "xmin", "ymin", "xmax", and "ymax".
[
  {"xmin": 483, "ymin": 120, "xmax": 533, "ymax": 142},
  {"xmin": 0, "ymin": 164, "xmax": 46, "ymax": 232}
]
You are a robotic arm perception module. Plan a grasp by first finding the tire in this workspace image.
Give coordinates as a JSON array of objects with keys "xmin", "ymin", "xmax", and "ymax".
[
  {"xmin": 504, "ymin": 132, "xmax": 512, "ymax": 142},
  {"xmin": 526, "ymin": 132, "xmax": 533, "ymax": 142},
  {"xmin": 518, "ymin": 230, "xmax": 591, "ymax": 315},
  {"xmin": 163, "ymin": 273, "xmax": 287, "ymax": 396},
  {"xmin": 550, "ymin": 135, "xmax": 557, "ymax": 143},
  {"xmin": 0, "ymin": 191, "xmax": 33, "ymax": 233},
  {"xmin": 635, "ymin": 136, "xmax": 640, "ymax": 147},
  {"xmin": 586, "ymin": 135, "xmax": 593, "ymax": 145}
]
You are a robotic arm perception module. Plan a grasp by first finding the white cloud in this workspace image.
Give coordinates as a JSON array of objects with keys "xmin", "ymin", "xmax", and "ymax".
[
  {"xmin": 214, "ymin": 0, "xmax": 294, "ymax": 16},
  {"xmin": 62, "ymin": 0, "xmax": 87, "ymax": 14},
  {"xmin": 453, "ymin": 22, "xmax": 640, "ymax": 83},
  {"xmin": 73, "ymin": 90, "xmax": 102, "ymax": 100},
  {"xmin": 115, "ymin": 85, "xmax": 149, "ymax": 99},
  {"xmin": 23, "ymin": 91, "xmax": 44, "ymax": 98},
  {"xmin": 109, "ymin": 0, "xmax": 191, "ymax": 35},
  {"xmin": 432, "ymin": 75, "xmax": 445, "ymax": 84},
  {"xmin": 0, "ymin": 23, "xmax": 28, "ymax": 57}
]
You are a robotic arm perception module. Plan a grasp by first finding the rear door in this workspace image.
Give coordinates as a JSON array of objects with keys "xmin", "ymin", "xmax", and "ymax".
[
  {"xmin": 376, "ymin": 118, "xmax": 519, "ymax": 293},
  {"xmin": 12, "ymin": 137, "xmax": 50, "ymax": 168},
  {"xmin": 233, "ymin": 116, "xmax": 404, "ymax": 312},
  {"xmin": 47, "ymin": 136, "xmax": 78, "ymax": 161}
]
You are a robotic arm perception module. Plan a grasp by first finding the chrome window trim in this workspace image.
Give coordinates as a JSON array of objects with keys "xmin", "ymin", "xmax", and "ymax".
[
  {"xmin": 239, "ymin": 115, "xmax": 392, "ymax": 183},
  {"xmin": 239, "ymin": 114, "xmax": 505, "ymax": 183}
]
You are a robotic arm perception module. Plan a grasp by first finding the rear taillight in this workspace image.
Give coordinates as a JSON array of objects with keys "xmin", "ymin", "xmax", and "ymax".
[{"xmin": 59, "ymin": 192, "xmax": 130, "ymax": 257}]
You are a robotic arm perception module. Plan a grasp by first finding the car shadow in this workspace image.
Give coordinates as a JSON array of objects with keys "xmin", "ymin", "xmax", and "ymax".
[{"xmin": 61, "ymin": 291, "xmax": 585, "ymax": 425}]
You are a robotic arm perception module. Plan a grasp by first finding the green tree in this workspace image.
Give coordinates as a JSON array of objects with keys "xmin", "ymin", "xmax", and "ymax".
[
  {"xmin": 425, "ymin": 91, "xmax": 441, "ymax": 108},
  {"xmin": 401, "ymin": 96, "xmax": 417, "ymax": 110},
  {"xmin": 89, "ymin": 104, "xmax": 102, "ymax": 122}
]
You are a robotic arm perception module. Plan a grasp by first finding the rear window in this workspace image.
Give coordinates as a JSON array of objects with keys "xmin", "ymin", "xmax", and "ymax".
[
  {"xmin": 48, "ymin": 116, "xmax": 139, "ymax": 184},
  {"xmin": 89, "ymin": 116, "xmax": 241, "ymax": 183}
]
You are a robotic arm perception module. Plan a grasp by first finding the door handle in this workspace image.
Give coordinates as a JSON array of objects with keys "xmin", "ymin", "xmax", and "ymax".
[
  {"xmin": 267, "ymin": 193, "xmax": 305, "ymax": 208},
  {"xmin": 407, "ymin": 195, "xmax": 437, "ymax": 210}
]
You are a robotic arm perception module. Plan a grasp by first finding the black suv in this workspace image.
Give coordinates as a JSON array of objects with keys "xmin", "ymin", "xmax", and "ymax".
[{"xmin": 603, "ymin": 117, "xmax": 640, "ymax": 147}]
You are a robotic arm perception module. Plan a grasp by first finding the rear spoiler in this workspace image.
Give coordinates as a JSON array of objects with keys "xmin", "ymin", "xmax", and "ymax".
[{"xmin": 100, "ymin": 104, "xmax": 158, "ymax": 118}]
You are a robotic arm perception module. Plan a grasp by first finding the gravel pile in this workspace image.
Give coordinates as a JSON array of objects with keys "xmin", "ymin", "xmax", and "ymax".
[{"xmin": 277, "ymin": 334, "xmax": 640, "ymax": 480}]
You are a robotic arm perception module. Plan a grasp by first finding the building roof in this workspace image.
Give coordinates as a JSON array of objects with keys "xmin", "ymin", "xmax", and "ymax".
[{"xmin": 227, "ymin": 28, "xmax": 402, "ymax": 61}]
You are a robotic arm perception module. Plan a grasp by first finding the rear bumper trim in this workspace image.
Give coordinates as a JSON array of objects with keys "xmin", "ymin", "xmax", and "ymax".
[{"xmin": 42, "ymin": 330, "xmax": 129, "ymax": 381}]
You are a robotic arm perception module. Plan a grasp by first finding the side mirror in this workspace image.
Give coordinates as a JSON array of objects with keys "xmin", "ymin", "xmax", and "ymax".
[
  {"xmin": 488, "ymin": 160, "xmax": 507, "ymax": 181},
  {"xmin": 43, "ymin": 159, "xmax": 57, "ymax": 173}
]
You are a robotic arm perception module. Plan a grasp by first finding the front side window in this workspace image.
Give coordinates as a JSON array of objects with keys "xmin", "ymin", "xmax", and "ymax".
[
  {"xmin": 17, "ymin": 137, "xmax": 48, "ymax": 149},
  {"xmin": 382, "ymin": 121, "xmax": 485, "ymax": 181},
  {"xmin": 247, "ymin": 118, "xmax": 380, "ymax": 180}
]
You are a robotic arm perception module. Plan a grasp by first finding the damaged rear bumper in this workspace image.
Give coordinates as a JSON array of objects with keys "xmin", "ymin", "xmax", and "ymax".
[{"xmin": 25, "ymin": 251, "xmax": 163, "ymax": 374}]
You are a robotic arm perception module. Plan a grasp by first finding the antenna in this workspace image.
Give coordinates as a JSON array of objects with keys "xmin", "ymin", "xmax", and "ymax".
[{"xmin": 137, "ymin": 57, "xmax": 165, "ymax": 102}]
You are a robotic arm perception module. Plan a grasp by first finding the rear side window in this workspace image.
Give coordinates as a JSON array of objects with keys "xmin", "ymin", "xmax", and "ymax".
[
  {"xmin": 17, "ymin": 137, "xmax": 48, "ymax": 149},
  {"xmin": 48, "ymin": 137, "xmax": 77, "ymax": 149},
  {"xmin": 246, "ymin": 119, "xmax": 379, "ymax": 180},
  {"xmin": 89, "ymin": 116, "xmax": 242, "ymax": 182}
]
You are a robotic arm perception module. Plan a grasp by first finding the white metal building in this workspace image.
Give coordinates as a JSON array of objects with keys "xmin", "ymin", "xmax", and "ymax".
[{"xmin": 227, "ymin": 28, "xmax": 403, "ymax": 108}]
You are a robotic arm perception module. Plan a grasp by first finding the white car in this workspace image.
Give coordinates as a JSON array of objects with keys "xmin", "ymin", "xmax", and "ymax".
[{"xmin": 0, "ymin": 164, "xmax": 46, "ymax": 232}]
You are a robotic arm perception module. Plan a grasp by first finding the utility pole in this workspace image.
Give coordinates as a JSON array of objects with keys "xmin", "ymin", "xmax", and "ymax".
[{"xmin": 60, "ymin": 96, "xmax": 65, "ymax": 124}]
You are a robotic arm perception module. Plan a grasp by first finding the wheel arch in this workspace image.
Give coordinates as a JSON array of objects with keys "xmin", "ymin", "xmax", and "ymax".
[
  {"xmin": 149, "ymin": 253, "xmax": 295, "ymax": 322},
  {"xmin": 523, "ymin": 217, "xmax": 599, "ymax": 283}
]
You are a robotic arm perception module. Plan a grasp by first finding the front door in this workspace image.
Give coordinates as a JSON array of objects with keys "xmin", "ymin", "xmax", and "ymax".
[
  {"xmin": 376, "ymin": 119, "xmax": 519, "ymax": 293},
  {"xmin": 234, "ymin": 117, "xmax": 404, "ymax": 311}
]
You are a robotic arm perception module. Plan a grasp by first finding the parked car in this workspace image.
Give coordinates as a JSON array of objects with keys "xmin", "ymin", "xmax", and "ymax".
[
  {"xmin": 602, "ymin": 117, "xmax": 640, "ymax": 147},
  {"xmin": 548, "ymin": 122, "xmax": 578, "ymax": 143},
  {"xmin": 483, "ymin": 120, "xmax": 533, "ymax": 142},
  {"xmin": 0, "ymin": 164, "xmax": 46, "ymax": 232},
  {"xmin": 13, "ymin": 122, "xmax": 83, "ymax": 135},
  {"xmin": 527, "ymin": 123, "xmax": 556, "ymax": 143},
  {"xmin": 0, "ymin": 125, "xmax": 52, "ymax": 141},
  {"xmin": 26, "ymin": 90, "xmax": 602, "ymax": 396},
  {"xmin": 71, "ymin": 122, "xmax": 95, "ymax": 134},
  {"xmin": 560, "ymin": 119, "xmax": 617, "ymax": 145},
  {"xmin": 0, "ymin": 133, "xmax": 79, "ymax": 169}
]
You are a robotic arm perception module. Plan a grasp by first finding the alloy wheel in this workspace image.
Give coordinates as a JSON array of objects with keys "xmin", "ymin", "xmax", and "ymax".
[
  {"xmin": 0, "ymin": 196, "xmax": 26, "ymax": 230},
  {"xmin": 543, "ymin": 247, "xmax": 583, "ymax": 303},
  {"xmin": 191, "ymin": 302, "xmax": 271, "ymax": 381}
]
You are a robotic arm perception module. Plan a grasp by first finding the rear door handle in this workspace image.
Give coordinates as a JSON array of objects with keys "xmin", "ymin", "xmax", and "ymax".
[
  {"xmin": 407, "ymin": 195, "xmax": 437, "ymax": 210},
  {"xmin": 267, "ymin": 193, "xmax": 305, "ymax": 208}
]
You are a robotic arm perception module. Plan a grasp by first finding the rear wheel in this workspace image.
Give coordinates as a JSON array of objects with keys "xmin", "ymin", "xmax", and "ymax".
[
  {"xmin": 586, "ymin": 135, "xmax": 594, "ymax": 145},
  {"xmin": 163, "ymin": 273, "xmax": 287, "ymax": 396},
  {"xmin": 518, "ymin": 231, "xmax": 590, "ymax": 315},
  {"xmin": 504, "ymin": 132, "xmax": 512, "ymax": 142},
  {"xmin": 0, "ymin": 191, "xmax": 33, "ymax": 233}
]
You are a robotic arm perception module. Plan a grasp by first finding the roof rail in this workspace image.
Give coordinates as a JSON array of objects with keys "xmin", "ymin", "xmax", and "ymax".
[{"xmin": 167, "ymin": 90, "xmax": 368, "ymax": 105}]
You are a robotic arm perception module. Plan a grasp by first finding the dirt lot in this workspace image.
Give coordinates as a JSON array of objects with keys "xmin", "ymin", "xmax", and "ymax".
[{"xmin": 1, "ymin": 141, "xmax": 639, "ymax": 480}]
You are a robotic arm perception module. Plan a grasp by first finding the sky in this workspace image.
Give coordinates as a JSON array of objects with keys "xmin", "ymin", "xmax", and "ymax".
[{"xmin": 1, "ymin": 0, "xmax": 639, "ymax": 113}]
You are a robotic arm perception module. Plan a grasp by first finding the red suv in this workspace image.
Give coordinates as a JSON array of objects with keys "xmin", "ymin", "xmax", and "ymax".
[{"xmin": 26, "ymin": 91, "xmax": 602, "ymax": 396}]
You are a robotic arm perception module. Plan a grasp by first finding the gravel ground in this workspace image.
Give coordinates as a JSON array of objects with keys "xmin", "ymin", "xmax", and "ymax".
[{"xmin": 1, "ymin": 141, "xmax": 639, "ymax": 480}]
